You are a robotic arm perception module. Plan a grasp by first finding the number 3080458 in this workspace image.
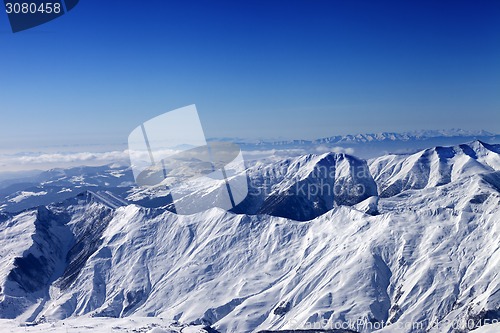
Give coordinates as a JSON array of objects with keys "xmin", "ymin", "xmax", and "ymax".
[{"xmin": 5, "ymin": 2, "xmax": 61, "ymax": 14}]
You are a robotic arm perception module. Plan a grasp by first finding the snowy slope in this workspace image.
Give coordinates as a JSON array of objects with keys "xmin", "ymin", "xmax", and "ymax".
[
  {"xmin": 0, "ymin": 173, "xmax": 497, "ymax": 332},
  {"xmin": 0, "ymin": 165, "xmax": 133, "ymax": 213},
  {"xmin": 0, "ymin": 141, "xmax": 499, "ymax": 332},
  {"xmin": 239, "ymin": 153, "xmax": 377, "ymax": 220},
  {"xmin": 0, "ymin": 317, "xmax": 215, "ymax": 333},
  {"xmin": 369, "ymin": 141, "xmax": 500, "ymax": 197},
  {"xmin": 129, "ymin": 153, "xmax": 378, "ymax": 221},
  {"xmin": 471, "ymin": 323, "xmax": 500, "ymax": 333},
  {"xmin": 0, "ymin": 194, "xmax": 113, "ymax": 322},
  {"xmin": 0, "ymin": 210, "xmax": 39, "ymax": 318}
]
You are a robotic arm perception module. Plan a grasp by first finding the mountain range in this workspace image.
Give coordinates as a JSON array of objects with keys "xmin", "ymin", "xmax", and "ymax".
[
  {"xmin": 236, "ymin": 129, "xmax": 500, "ymax": 160},
  {"xmin": 0, "ymin": 139, "xmax": 499, "ymax": 333}
]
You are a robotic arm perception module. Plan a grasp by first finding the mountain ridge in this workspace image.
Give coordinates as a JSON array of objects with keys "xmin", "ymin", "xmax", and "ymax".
[
  {"xmin": 0, "ymin": 140, "xmax": 499, "ymax": 332},
  {"xmin": 234, "ymin": 129, "xmax": 498, "ymax": 146}
]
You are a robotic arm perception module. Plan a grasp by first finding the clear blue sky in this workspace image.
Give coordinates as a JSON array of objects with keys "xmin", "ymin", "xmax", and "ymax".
[{"xmin": 1, "ymin": 0, "xmax": 499, "ymax": 150}]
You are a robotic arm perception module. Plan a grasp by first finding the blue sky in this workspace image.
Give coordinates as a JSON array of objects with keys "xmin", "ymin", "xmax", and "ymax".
[{"xmin": 0, "ymin": 0, "xmax": 499, "ymax": 151}]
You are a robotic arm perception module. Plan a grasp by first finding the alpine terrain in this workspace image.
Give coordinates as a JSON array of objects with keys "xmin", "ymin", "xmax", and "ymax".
[{"xmin": 0, "ymin": 140, "xmax": 498, "ymax": 333}]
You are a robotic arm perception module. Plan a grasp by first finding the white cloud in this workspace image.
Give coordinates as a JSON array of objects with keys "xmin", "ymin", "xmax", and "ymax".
[
  {"xmin": 0, "ymin": 150, "xmax": 130, "ymax": 173},
  {"xmin": 0, "ymin": 146, "xmax": 357, "ymax": 173},
  {"xmin": 14, "ymin": 151, "xmax": 129, "ymax": 164},
  {"xmin": 315, "ymin": 145, "xmax": 355, "ymax": 155}
]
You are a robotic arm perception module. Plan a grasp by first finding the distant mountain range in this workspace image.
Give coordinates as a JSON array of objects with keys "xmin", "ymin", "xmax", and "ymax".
[
  {"xmin": 220, "ymin": 129, "xmax": 498, "ymax": 146},
  {"xmin": 313, "ymin": 129, "xmax": 497, "ymax": 144},
  {"xmin": 233, "ymin": 129, "xmax": 500, "ymax": 159}
]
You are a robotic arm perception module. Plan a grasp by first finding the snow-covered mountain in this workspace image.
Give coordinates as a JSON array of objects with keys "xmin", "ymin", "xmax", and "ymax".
[
  {"xmin": 0, "ymin": 152, "xmax": 377, "ymax": 221},
  {"xmin": 241, "ymin": 153, "xmax": 377, "ymax": 220},
  {"xmin": 370, "ymin": 141, "xmax": 500, "ymax": 197},
  {"xmin": 128, "ymin": 153, "xmax": 377, "ymax": 221},
  {"xmin": 0, "ymin": 140, "xmax": 499, "ymax": 333},
  {"xmin": 0, "ymin": 165, "xmax": 134, "ymax": 213}
]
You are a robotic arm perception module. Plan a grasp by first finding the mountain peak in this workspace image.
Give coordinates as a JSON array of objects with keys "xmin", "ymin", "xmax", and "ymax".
[{"xmin": 370, "ymin": 141, "xmax": 500, "ymax": 197}]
